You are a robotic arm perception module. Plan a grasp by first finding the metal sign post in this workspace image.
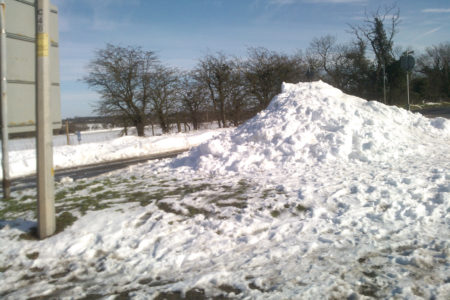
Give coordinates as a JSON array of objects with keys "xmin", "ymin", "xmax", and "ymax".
[
  {"xmin": 36, "ymin": 0, "xmax": 55, "ymax": 239},
  {"xmin": 0, "ymin": 1, "xmax": 10, "ymax": 199},
  {"xmin": 400, "ymin": 51, "xmax": 415, "ymax": 111}
]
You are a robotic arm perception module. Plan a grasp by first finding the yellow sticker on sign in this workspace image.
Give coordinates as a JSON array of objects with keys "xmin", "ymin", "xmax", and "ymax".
[{"xmin": 37, "ymin": 33, "xmax": 49, "ymax": 57}]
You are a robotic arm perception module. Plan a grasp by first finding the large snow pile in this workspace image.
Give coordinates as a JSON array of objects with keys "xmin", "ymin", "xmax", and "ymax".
[
  {"xmin": 1, "ymin": 81, "xmax": 449, "ymax": 299},
  {"xmin": 176, "ymin": 81, "xmax": 449, "ymax": 174}
]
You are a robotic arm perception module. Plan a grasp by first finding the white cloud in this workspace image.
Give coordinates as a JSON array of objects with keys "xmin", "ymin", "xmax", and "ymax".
[
  {"xmin": 305, "ymin": 0, "xmax": 366, "ymax": 3},
  {"xmin": 270, "ymin": 0, "xmax": 366, "ymax": 4},
  {"xmin": 269, "ymin": 0, "xmax": 367, "ymax": 6},
  {"xmin": 414, "ymin": 27, "xmax": 442, "ymax": 40},
  {"xmin": 422, "ymin": 8, "xmax": 450, "ymax": 13}
]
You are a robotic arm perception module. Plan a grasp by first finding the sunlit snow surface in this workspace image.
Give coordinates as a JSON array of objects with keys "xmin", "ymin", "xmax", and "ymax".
[
  {"xmin": 1, "ymin": 81, "xmax": 449, "ymax": 299},
  {"xmin": 0, "ymin": 129, "xmax": 226, "ymax": 179}
]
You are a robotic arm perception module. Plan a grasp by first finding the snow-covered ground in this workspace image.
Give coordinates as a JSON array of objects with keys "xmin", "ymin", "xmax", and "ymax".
[
  {"xmin": 1, "ymin": 128, "xmax": 227, "ymax": 179},
  {"xmin": 7, "ymin": 122, "xmax": 220, "ymax": 152},
  {"xmin": 0, "ymin": 81, "xmax": 449, "ymax": 299}
]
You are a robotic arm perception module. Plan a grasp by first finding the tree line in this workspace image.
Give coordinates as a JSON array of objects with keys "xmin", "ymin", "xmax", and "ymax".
[{"xmin": 84, "ymin": 5, "xmax": 450, "ymax": 136}]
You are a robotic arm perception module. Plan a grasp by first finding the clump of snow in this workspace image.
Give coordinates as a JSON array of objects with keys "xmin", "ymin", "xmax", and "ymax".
[{"xmin": 175, "ymin": 81, "xmax": 450, "ymax": 174}]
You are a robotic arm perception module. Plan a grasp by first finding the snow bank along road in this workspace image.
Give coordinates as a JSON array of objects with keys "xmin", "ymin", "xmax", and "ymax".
[
  {"xmin": 7, "ymin": 149, "xmax": 188, "ymax": 192},
  {"xmin": 0, "ymin": 129, "xmax": 227, "ymax": 180},
  {"xmin": 0, "ymin": 81, "xmax": 449, "ymax": 299}
]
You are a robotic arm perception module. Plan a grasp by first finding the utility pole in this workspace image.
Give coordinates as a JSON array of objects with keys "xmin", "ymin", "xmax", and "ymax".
[
  {"xmin": 382, "ymin": 64, "xmax": 387, "ymax": 104},
  {"xmin": 36, "ymin": 0, "xmax": 55, "ymax": 239},
  {"xmin": 0, "ymin": 1, "xmax": 10, "ymax": 199}
]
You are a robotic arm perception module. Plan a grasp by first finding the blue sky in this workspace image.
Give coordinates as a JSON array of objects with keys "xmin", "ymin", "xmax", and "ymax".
[{"xmin": 52, "ymin": 0, "xmax": 450, "ymax": 118}]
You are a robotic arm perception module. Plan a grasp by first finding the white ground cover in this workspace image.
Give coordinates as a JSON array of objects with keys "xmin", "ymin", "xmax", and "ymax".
[
  {"xmin": 0, "ymin": 81, "xmax": 449, "ymax": 299},
  {"xmin": 1, "ymin": 128, "xmax": 226, "ymax": 179}
]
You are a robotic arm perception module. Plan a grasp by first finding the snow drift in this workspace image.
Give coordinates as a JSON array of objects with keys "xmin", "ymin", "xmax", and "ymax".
[
  {"xmin": 175, "ymin": 81, "xmax": 450, "ymax": 174},
  {"xmin": 1, "ymin": 81, "xmax": 449, "ymax": 299}
]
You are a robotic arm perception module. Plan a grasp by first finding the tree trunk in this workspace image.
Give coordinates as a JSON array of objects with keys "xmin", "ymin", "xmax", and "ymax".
[
  {"xmin": 220, "ymin": 102, "xmax": 227, "ymax": 128},
  {"xmin": 135, "ymin": 120, "xmax": 145, "ymax": 137},
  {"xmin": 160, "ymin": 119, "xmax": 169, "ymax": 134}
]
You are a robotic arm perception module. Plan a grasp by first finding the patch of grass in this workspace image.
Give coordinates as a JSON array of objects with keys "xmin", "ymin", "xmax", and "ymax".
[
  {"xmin": 103, "ymin": 178, "xmax": 113, "ymax": 188},
  {"xmin": 138, "ymin": 277, "xmax": 153, "ymax": 285},
  {"xmin": 296, "ymin": 204, "xmax": 309, "ymax": 212},
  {"xmin": 208, "ymin": 180, "xmax": 251, "ymax": 208},
  {"xmin": 50, "ymin": 270, "xmax": 71, "ymax": 279},
  {"xmin": 127, "ymin": 191, "xmax": 159, "ymax": 206},
  {"xmin": 183, "ymin": 204, "xmax": 211, "ymax": 217},
  {"xmin": 157, "ymin": 202, "xmax": 183, "ymax": 215},
  {"xmin": 0, "ymin": 265, "xmax": 11, "ymax": 272},
  {"xmin": 154, "ymin": 291, "xmax": 182, "ymax": 300},
  {"xmin": 215, "ymin": 201, "xmax": 247, "ymax": 209},
  {"xmin": 358, "ymin": 283, "xmax": 378, "ymax": 297},
  {"xmin": 19, "ymin": 226, "xmax": 38, "ymax": 240},
  {"xmin": 30, "ymin": 266, "xmax": 44, "ymax": 273},
  {"xmin": 77, "ymin": 294, "xmax": 104, "ymax": 300},
  {"xmin": 218, "ymin": 284, "xmax": 242, "ymax": 295},
  {"xmin": 94, "ymin": 190, "xmax": 121, "ymax": 201},
  {"xmin": 270, "ymin": 210, "xmax": 281, "ymax": 218},
  {"xmin": 248, "ymin": 282, "xmax": 268, "ymax": 293},
  {"xmin": 90, "ymin": 186, "xmax": 105, "ymax": 193},
  {"xmin": 19, "ymin": 195, "xmax": 34, "ymax": 201},
  {"xmin": 362, "ymin": 270, "xmax": 377, "ymax": 278},
  {"xmin": 26, "ymin": 252, "xmax": 39, "ymax": 260},
  {"xmin": 68, "ymin": 182, "xmax": 92, "ymax": 193},
  {"xmin": 55, "ymin": 190, "xmax": 69, "ymax": 201},
  {"xmin": 154, "ymin": 288, "xmax": 210, "ymax": 300},
  {"xmin": 0, "ymin": 197, "xmax": 36, "ymax": 219},
  {"xmin": 59, "ymin": 195, "xmax": 112, "ymax": 215},
  {"xmin": 261, "ymin": 186, "xmax": 287, "ymax": 199},
  {"xmin": 55, "ymin": 212, "xmax": 78, "ymax": 234}
]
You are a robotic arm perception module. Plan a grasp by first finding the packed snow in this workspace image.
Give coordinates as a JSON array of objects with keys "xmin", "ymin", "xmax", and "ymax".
[
  {"xmin": 0, "ymin": 81, "xmax": 449, "ymax": 299},
  {"xmin": 0, "ymin": 128, "xmax": 227, "ymax": 179}
]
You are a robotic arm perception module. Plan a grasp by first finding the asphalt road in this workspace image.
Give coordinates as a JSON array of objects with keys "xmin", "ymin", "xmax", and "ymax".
[
  {"xmin": 413, "ymin": 106, "xmax": 450, "ymax": 119},
  {"xmin": 5, "ymin": 148, "xmax": 188, "ymax": 192}
]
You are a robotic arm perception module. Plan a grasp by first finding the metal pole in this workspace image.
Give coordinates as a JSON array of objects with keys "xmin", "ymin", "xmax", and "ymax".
[
  {"xmin": 406, "ymin": 71, "xmax": 410, "ymax": 111},
  {"xmin": 383, "ymin": 64, "xmax": 386, "ymax": 104},
  {"xmin": 36, "ymin": 0, "xmax": 55, "ymax": 239},
  {"xmin": 0, "ymin": 1, "xmax": 10, "ymax": 199},
  {"xmin": 65, "ymin": 120, "xmax": 69, "ymax": 145}
]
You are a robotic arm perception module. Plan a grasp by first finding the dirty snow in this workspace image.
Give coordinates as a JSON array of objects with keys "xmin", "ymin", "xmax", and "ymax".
[{"xmin": 0, "ymin": 81, "xmax": 449, "ymax": 299}]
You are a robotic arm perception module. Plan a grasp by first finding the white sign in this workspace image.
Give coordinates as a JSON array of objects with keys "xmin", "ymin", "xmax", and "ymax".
[{"xmin": 4, "ymin": 0, "xmax": 61, "ymax": 133}]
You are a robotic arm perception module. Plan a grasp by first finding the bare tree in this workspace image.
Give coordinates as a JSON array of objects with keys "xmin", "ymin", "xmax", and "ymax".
[
  {"xmin": 180, "ymin": 73, "xmax": 208, "ymax": 130},
  {"xmin": 84, "ymin": 44, "xmax": 158, "ymax": 136},
  {"xmin": 244, "ymin": 47, "xmax": 305, "ymax": 111},
  {"xmin": 308, "ymin": 35, "xmax": 337, "ymax": 77},
  {"xmin": 193, "ymin": 53, "xmax": 235, "ymax": 128},
  {"xmin": 227, "ymin": 61, "xmax": 248, "ymax": 126},
  {"xmin": 307, "ymin": 35, "xmax": 375, "ymax": 99},
  {"xmin": 148, "ymin": 65, "xmax": 180, "ymax": 134},
  {"xmin": 417, "ymin": 42, "xmax": 450, "ymax": 101}
]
